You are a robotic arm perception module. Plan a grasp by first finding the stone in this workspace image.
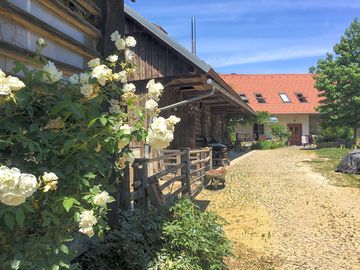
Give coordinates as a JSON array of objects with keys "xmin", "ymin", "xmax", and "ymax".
[{"xmin": 336, "ymin": 149, "xmax": 360, "ymax": 174}]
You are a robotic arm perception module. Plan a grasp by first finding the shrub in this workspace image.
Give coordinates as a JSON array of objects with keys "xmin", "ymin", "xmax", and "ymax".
[
  {"xmin": 316, "ymin": 126, "xmax": 354, "ymax": 143},
  {"xmin": 251, "ymin": 140, "xmax": 285, "ymax": 150},
  {"xmin": 75, "ymin": 199, "xmax": 231, "ymax": 270},
  {"xmin": 0, "ymin": 35, "xmax": 180, "ymax": 269},
  {"xmin": 270, "ymin": 123, "xmax": 291, "ymax": 141},
  {"xmin": 75, "ymin": 207, "xmax": 165, "ymax": 270},
  {"xmin": 152, "ymin": 199, "xmax": 231, "ymax": 270}
]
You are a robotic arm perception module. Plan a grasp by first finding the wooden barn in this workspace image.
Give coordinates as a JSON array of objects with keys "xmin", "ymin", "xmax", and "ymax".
[{"xmin": 124, "ymin": 6, "xmax": 256, "ymax": 149}]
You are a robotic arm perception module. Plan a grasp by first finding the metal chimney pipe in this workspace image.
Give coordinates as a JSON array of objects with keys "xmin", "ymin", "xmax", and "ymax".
[{"xmin": 191, "ymin": 17, "xmax": 196, "ymax": 55}]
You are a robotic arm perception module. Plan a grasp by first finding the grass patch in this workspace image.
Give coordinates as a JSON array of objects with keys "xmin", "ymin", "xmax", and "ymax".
[{"xmin": 307, "ymin": 148, "xmax": 360, "ymax": 188}]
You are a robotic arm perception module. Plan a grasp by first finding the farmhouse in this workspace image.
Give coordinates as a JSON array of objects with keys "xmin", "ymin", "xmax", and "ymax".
[{"xmin": 221, "ymin": 74, "xmax": 322, "ymax": 145}]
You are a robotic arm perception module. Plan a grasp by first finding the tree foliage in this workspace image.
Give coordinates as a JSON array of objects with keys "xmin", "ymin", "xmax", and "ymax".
[{"xmin": 310, "ymin": 18, "xmax": 360, "ymax": 142}]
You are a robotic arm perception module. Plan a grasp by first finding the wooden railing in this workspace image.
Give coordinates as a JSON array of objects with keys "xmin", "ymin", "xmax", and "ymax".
[{"xmin": 130, "ymin": 147, "xmax": 212, "ymax": 209}]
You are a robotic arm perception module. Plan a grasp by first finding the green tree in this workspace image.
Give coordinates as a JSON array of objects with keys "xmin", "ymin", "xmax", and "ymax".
[{"xmin": 310, "ymin": 18, "xmax": 360, "ymax": 144}]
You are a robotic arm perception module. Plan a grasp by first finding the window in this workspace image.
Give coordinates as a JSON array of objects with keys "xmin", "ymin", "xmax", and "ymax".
[
  {"xmin": 238, "ymin": 93, "xmax": 249, "ymax": 103},
  {"xmin": 254, "ymin": 93, "xmax": 266, "ymax": 103},
  {"xmin": 295, "ymin": 92, "xmax": 308, "ymax": 103},
  {"xmin": 279, "ymin": 93, "xmax": 291, "ymax": 103}
]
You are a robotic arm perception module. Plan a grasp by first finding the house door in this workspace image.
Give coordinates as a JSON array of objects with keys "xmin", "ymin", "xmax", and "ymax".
[{"xmin": 287, "ymin": 124, "xmax": 302, "ymax": 146}]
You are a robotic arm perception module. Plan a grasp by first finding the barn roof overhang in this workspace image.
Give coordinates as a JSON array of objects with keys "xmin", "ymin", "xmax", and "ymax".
[
  {"xmin": 132, "ymin": 73, "xmax": 255, "ymax": 117},
  {"xmin": 125, "ymin": 5, "xmax": 255, "ymax": 117}
]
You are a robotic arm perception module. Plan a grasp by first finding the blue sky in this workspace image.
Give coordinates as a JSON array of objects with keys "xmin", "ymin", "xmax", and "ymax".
[{"xmin": 125, "ymin": 0, "xmax": 360, "ymax": 74}]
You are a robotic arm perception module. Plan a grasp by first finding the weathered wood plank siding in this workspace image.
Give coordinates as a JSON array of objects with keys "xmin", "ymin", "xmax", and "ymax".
[
  {"xmin": 125, "ymin": 15, "xmax": 196, "ymax": 81},
  {"xmin": 0, "ymin": 0, "xmax": 102, "ymax": 73}
]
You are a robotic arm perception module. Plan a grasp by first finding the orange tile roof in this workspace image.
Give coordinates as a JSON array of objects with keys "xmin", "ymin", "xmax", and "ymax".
[{"xmin": 220, "ymin": 74, "xmax": 321, "ymax": 114}]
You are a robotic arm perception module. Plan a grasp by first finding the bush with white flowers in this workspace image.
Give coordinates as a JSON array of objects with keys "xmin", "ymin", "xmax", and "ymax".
[{"xmin": 0, "ymin": 32, "xmax": 180, "ymax": 269}]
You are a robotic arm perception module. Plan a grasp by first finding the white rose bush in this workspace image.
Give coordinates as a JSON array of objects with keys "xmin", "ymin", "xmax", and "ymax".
[{"xmin": 0, "ymin": 33, "xmax": 180, "ymax": 269}]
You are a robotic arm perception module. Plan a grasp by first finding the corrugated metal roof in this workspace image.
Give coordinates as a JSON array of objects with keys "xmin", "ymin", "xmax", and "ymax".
[{"xmin": 125, "ymin": 5, "xmax": 211, "ymax": 73}]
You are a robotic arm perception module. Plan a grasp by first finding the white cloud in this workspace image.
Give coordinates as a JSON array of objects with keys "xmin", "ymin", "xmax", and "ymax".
[{"xmin": 207, "ymin": 47, "xmax": 329, "ymax": 67}]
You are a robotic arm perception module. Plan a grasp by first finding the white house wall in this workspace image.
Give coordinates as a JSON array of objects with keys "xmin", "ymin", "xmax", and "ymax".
[{"xmin": 234, "ymin": 114, "xmax": 313, "ymax": 140}]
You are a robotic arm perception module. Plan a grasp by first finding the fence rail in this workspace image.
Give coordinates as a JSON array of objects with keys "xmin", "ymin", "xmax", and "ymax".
[{"xmin": 129, "ymin": 147, "xmax": 212, "ymax": 208}]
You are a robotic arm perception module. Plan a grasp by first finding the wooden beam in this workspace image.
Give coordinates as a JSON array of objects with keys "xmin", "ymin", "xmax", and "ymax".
[
  {"xmin": 100, "ymin": 0, "xmax": 125, "ymax": 56},
  {"xmin": 37, "ymin": 0, "xmax": 101, "ymax": 39},
  {"xmin": 76, "ymin": 0, "xmax": 102, "ymax": 17},
  {"xmin": 0, "ymin": 40, "xmax": 82, "ymax": 76},
  {"xmin": 0, "ymin": 1, "xmax": 99, "ymax": 59}
]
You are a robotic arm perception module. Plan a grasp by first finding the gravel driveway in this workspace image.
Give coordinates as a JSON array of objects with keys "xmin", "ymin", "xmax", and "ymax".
[{"xmin": 196, "ymin": 147, "xmax": 360, "ymax": 270}]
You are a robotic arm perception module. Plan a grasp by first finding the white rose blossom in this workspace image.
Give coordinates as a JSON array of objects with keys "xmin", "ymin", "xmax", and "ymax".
[
  {"xmin": 124, "ymin": 49, "xmax": 134, "ymax": 62},
  {"xmin": 88, "ymin": 58, "xmax": 101, "ymax": 68},
  {"xmin": 123, "ymin": 83, "xmax": 136, "ymax": 93},
  {"xmin": 42, "ymin": 61, "xmax": 63, "ymax": 83},
  {"xmin": 111, "ymin": 31, "xmax": 121, "ymax": 42},
  {"xmin": 80, "ymin": 84, "xmax": 94, "ymax": 98},
  {"xmin": 145, "ymin": 99, "xmax": 159, "ymax": 115},
  {"xmin": 0, "ymin": 69, "xmax": 25, "ymax": 96},
  {"xmin": 0, "ymin": 166, "xmax": 37, "ymax": 206},
  {"xmin": 146, "ymin": 79, "xmax": 164, "ymax": 101},
  {"xmin": 42, "ymin": 172, "xmax": 58, "ymax": 192},
  {"xmin": 146, "ymin": 116, "xmax": 180, "ymax": 150},
  {"xmin": 106, "ymin": 54, "xmax": 118, "ymax": 63},
  {"xmin": 93, "ymin": 191, "xmax": 115, "ymax": 206},
  {"xmin": 0, "ymin": 81, "xmax": 11, "ymax": 96},
  {"xmin": 115, "ymin": 38, "xmax": 126, "ymax": 51},
  {"xmin": 120, "ymin": 124, "xmax": 132, "ymax": 134},
  {"xmin": 125, "ymin": 36, "xmax": 137, "ymax": 48},
  {"xmin": 79, "ymin": 73, "xmax": 90, "ymax": 85},
  {"xmin": 112, "ymin": 70, "xmax": 128, "ymax": 83},
  {"xmin": 7, "ymin": 76, "xmax": 25, "ymax": 91},
  {"xmin": 91, "ymin": 64, "xmax": 112, "ymax": 86},
  {"xmin": 68, "ymin": 74, "xmax": 79, "ymax": 85},
  {"xmin": 79, "ymin": 210, "xmax": 97, "ymax": 237},
  {"xmin": 37, "ymin": 38, "xmax": 45, "ymax": 47}
]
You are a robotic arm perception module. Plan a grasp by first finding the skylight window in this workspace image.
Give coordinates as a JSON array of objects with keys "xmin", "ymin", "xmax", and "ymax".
[
  {"xmin": 279, "ymin": 93, "xmax": 291, "ymax": 103},
  {"xmin": 295, "ymin": 92, "xmax": 308, "ymax": 103},
  {"xmin": 254, "ymin": 93, "xmax": 266, "ymax": 103},
  {"xmin": 238, "ymin": 93, "xmax": 249, "ymax": 103}
]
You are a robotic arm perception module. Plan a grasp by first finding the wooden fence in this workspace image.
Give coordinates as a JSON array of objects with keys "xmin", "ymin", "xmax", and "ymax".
[{"xmin": 130, "ymin": 147, "xmax": 212, "ymax": 209}]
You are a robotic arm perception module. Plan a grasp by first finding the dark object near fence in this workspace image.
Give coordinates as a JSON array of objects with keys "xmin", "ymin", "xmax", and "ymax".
[
  {"xmin": 208, "ymin": 143, "xmax": 227, "ymax": 167},
  {"xmin": 336, "ymin": 150, "xmax": 360, "ymax": 174}
]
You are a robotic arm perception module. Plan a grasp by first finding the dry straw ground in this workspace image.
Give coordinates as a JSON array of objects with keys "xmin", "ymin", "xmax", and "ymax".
[{"xmin": 196, "ymin": 147, "xmax": 360, "ymax": 270}]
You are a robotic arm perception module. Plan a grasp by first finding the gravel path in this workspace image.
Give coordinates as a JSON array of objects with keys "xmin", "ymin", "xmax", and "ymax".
[{"xmin": 196, "ymin": 147, "xmax": 360, "ymax": 270}]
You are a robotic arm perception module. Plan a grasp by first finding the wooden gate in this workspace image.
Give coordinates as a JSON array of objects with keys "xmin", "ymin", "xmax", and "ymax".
[{"xmin": 130, "ymin": 148, "xmax": 212, "ymax": 209}]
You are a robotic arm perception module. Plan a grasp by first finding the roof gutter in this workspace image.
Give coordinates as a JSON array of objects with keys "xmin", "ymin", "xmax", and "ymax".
[{"xmin": 160, "ymin": 79, "xmax": 215, "ymax": 112}]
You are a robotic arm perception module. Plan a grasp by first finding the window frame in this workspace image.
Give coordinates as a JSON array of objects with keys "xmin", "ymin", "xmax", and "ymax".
[
  {"xmin": 279, "ymin": 92, "xmax": 291, "ymax": 103},
  {"xmin": 295, "ymin": 92, "xmax": 308, "ymax": 103},
  {"xmin": 238, "ymin": 93, "xmax": 249, "ymax": 103},
  {"xmin": 254, "ymin": 93, "xmax": 266, "ymax": 103}
]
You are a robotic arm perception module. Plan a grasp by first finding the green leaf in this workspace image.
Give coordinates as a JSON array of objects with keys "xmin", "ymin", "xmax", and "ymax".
[
  {"xmin": 59, "ymin": 244, "xmax": 69, "ymax": 254},
  {"xmin": 100, "ymin": 117, "xmax": 107, "ymax": 126},
  {"xmin": 88, "ymin": 118, "xmax": 97, "ymax": 128},
  {"xmin": 63, "ymin": 197, "xmax": 74, "ymax": 212},
  {"xmin": 16, "ymin": 208, "xmax": 25, "ymax": 226},
  {"xmin": 51, "ymin": 265, "xmax": 59, "ymax": 270},
  {"xmin": 4, "ymin": 214, "xmax": 15, "ymax": 230},
  {"xmin": 42, "ymin": 217, "xmax": 51, "ymax": 227}
]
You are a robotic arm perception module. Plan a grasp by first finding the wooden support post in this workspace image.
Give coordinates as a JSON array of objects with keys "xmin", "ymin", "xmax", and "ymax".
[
  {"xmin": 181, "ymin": 148, "xmax": 192, "ymax": 197},
  {"xmin": 141, "ymin": 162, "xmax": 149, "ymax": 211},
  {"xmin": 100, "ymin": 0, "xmax": 125, "ymax": 56},
  {"xmin": 208, "ymin": 147, "xmax": 213, "ymax": 170}
]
